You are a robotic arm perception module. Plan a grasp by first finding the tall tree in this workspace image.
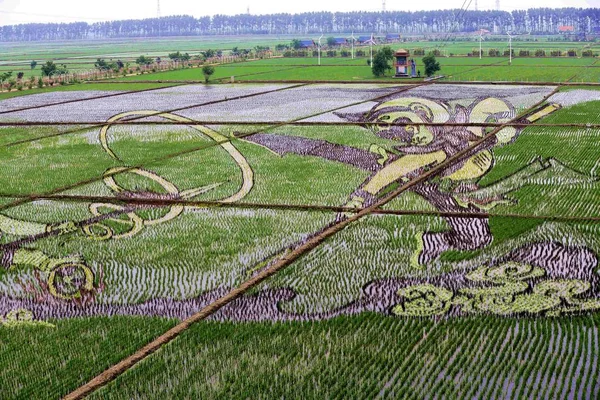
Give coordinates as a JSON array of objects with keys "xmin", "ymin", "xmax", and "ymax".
[
  {"xmin": 40, "ymin": 61, "xmax": 57, "ymax": 76},
  {"xmin": 135, "ymin": 55, "xmax": 154, "ymax": 65},
  {"xmin": 371, "ymin": 46, "xmax": 394, "ymax": 77},
  {"xmin": 422, "ymin": 53, "xmax": 441, "ymax": 77},
  {"xmin": 202, "ymin": 65, "xmax": 215, "ymax": 83}
]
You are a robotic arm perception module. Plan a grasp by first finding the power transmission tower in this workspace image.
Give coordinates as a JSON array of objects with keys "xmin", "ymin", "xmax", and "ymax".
[
  {"xmin": 157, "ymin": 0, "xmax": 161, "ymax": 38},
  {"xmin": 475, "ymin": 0, "xmax": 478, "ymax": 11},
  {"xmin": 382, "ymin": 0, "xmax": 386, "ymax": 12},
  {"xmin": 496, "ymin": 0, "xmax": 500, "ymax": 10}
]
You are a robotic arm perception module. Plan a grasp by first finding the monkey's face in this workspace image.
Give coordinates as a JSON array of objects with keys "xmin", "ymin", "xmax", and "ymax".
[
  {"xmin": 335, "ymin": 96, "xmax": 518, "ymax": 149},
  {"xmin": 363, "ymin": 97, "xmax": 450, "ymax": 146},
  {"xmin": 371, "ymin": 112, "xmax": 434, "ymax": 146}
]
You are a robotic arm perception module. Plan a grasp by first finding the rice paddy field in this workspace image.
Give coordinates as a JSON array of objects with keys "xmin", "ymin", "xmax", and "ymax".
[
  {"xmin": 2, "ymin": 34, "xmax": 600, "ymax": 85},
  {"xmin": 1, "ymin": 40, "xmax": 600, "ymax": 399}
]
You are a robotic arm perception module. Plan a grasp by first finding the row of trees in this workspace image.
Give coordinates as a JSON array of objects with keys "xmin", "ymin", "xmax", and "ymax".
[
  {"xmin": 2, "ymin": 8, "xmax": 600, "ymax": 41},
  {"xmin": 1, "ymin": 60, "xmax": 217, "ymax": 92}
]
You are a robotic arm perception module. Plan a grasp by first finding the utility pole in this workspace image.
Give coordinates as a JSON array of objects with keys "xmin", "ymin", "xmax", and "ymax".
[
  {"xmin": 507, "ymin": 32, "xmax": 513, "ymax": 65},
  {"xmin": 370, "ymin": 33, "xmax": 374, "ymax": 67},
  {"xmin": 157, "ymin": 0, "xmax": 161, "ymax": 37},
  {"xmin": 318, "ymin": 34, "xmax": 323, "ymax": 66}
]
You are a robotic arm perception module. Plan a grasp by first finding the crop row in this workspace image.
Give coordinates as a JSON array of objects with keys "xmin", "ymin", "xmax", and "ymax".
[{"xmin": 66, "ymin": 314, "xmax": 600, "ymax": 399}]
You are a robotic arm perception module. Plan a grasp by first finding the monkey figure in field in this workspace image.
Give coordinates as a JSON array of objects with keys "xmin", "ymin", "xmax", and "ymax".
[
  {"xmin": 335, "ymin": 96, "xmax": 559, "ymax": 266},
  {"xmin": 336, "ymin": 96, "xmax": 519, "ymax": 210},
  {"xmin": 243, "ymin": 95, "xmax": 559, "ymax": 265}
]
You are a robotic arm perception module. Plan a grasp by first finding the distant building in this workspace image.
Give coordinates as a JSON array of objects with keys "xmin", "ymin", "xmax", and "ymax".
[
  {"xmin": 385, "ymin": 33, "xmax": 401, "ymax": 42},
  {"xmin": 298, "ymin": 40, "xmax": 316, "ymax": 48},
  {"xmin": 357, "ymin": 35, "xmax": 375, "ymax": 44},
  {"xmin": 332, "ymin": 38, "xmax": 348, "ymax": 45},
  {"xmin": 558, "ymin": 25, "xmax": 575, "ymax": 33}
]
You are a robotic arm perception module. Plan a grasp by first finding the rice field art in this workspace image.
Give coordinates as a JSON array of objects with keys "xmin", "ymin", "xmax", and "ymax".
[{"xmin": 1, "ymin": 82, "xmax": 600, "ymax": 398}]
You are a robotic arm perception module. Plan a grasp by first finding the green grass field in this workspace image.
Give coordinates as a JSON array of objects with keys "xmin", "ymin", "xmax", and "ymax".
[
  {"xmin": 88, "ymin": 314, "xmax": 600, "ymax": 399},
  {"xmin": 1, "ymin": 34, "xmax": 599, "ymax": 88}
]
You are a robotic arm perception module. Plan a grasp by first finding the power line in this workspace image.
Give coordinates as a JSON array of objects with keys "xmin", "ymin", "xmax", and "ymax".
[{"xmin": 436, "ymin": 0, "xmax": 474, "ymax": 50}]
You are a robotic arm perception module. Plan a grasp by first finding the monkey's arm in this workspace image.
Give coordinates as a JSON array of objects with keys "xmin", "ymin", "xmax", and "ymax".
[
  {"xmin": 0, "ymin": 214, "xmax": 47, "ymax": 236},
  {"xmin": 362, "ymin": 150, "xmax": 447, "ymax": 196},
  {"xmin": 242, "ymin": 133, "xmax": 386, "ymax": 172},
  {"xmin": 0, "ymin": 214, "xmax": 77, "ymax": 237}
]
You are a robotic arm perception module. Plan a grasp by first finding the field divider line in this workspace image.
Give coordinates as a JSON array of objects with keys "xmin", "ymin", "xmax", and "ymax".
[
  {"xmin": 101, "ymin": 79, "xmax": 423, "ymax": 84},
  {"xmin": 165, "ymin": 80, "xmax": 600, "ymax": 87},
  {"xmin": 443, "ymin": 58, "xmax": 509, "ymax": 81},
  {"xmin": 0, "ymin": 194, "xmax": 599, "ymax": 231},
  {"xmin": 1, "ymin": 82, "xmax": 309, "ymax": 149},
  {"xmin": 216, "ymin": 65, "xmax": 316, "ymax": 82},
  {"xmin": 0, "ymin": 83, "xmax": 190, "ymax": 116},
  {"xmin": 105, "ymin": 64, "xmax": 318, "ymax": 86},
  {"xmin": 106, "ymin": 65, "xmax": 315, "ymax": 86},
  {"xmin": 2, "ymin": 121, "xmax": 600, "ymax": 129},
  {"xmin": 63, "ymin": 85, "xmax": 559, "ymax": 400},
  {"xmin": 1, "ymin": 194, "xmax": 598, "ymax": 254},
  {"xmin": 566, "ymin": 58, "xmax": 600, "ymax": 84},
  {"xmin": 0, "ymin": 83, "xmax": 420, "ymax": 215}
]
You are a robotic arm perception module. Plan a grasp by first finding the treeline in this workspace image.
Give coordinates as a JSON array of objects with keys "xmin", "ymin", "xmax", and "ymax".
[{"xmin": 2, "ymin": 8, "xmax": 600, "ymax": 41}]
